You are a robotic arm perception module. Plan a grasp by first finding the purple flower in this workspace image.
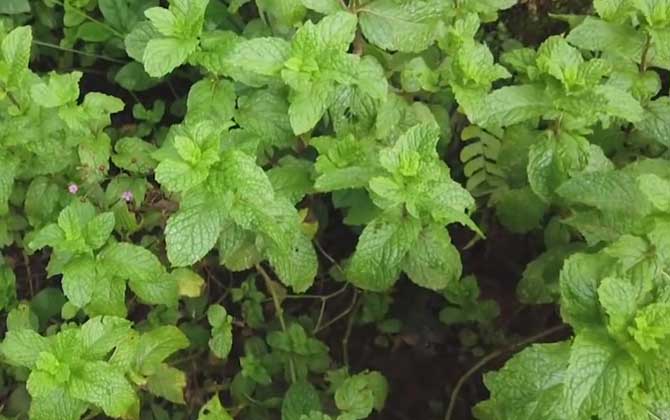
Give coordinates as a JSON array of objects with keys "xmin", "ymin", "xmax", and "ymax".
[
  {"xmin": 121, "ymin": 191, "xmax": 134, "ymax": 202},
  {"xmin": 67, "ymin": 183, "xmax": 79, "ymax": 194}
]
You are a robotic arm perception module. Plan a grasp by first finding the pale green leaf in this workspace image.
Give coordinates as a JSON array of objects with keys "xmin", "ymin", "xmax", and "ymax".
[
  {"xmin": 198, "ymin": 395, "xmax": 233, "ymax": 420},
  {"xmin": 564, "ymin": 331, "xmax": 642, "ymax": 418},
  {"xmin": 165, "ymin": 195, "xmax": 225, "ymax": 267},
  {"xmin": 69, "ymin": 361, "xmax": 137, "ymax": 418},
  {"xmin": 477, "ymin": 342, "xmax": 571, "ymax": 420},
  {"xmin": 0, "ymin": 329, "xmax": 51, "ymax": 368},
  {"xmin": 300, "ymin": 0, "xmax": 344, "ymax": 14},
  {"xmin": 61, "ymin": 256, "xmax": 97, "ymax": 308},
  {"xmin": 146, "ymin": 363, "xmax": 187, "ymax": 404},
  {"xmin": 135, "ymin": 326, "xmax": 190, "ymax": 375},
  {"xmin": 143, "ymin": 37, "xmax": 198, "ymax": 77}
]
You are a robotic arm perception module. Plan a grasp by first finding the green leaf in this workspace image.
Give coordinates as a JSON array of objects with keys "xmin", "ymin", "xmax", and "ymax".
[
  {"xmin": 300, "ymin": 0, "xmax": 344, "ymax": 14},
  {"xmin": 208, "ymin": 304, "xmax": 233, "ymax": 359},
  {"xmin": 125, "ymin": 21, "xmax": 161, "ymax": 62},
  {"xmin": 637, "ymin": 97, "xmax": 670, "ymax": 147},
  {"xmin": 69, "ymin": 361, "xmax": 137, "ymax": 418},
  {"xmin": 113, "ymin": 137, "xmax": 158, "ymax": 174},
  {"xmin": 300, "ymin": 413, "xmax": 332, "ymax": 420},
  {"xmin": 358, "ymin": 0, "xmax": 445, "ymax": 52},
  {"xmin": 217, "ymin": 151, "xmax": 317, "ymax": 292},
  {"xmin": 263, "ymin": 222, "xmax": 318, "ymax": 293},
  {"xmin": 24, "ymin": 177, "xmax": 65, "ymax": 227},
  {"xmin": 241, "ymin": 353, "xmax": 272, "ymax": 385},
  {"xmin": 594, "ymin": 0, "xmax": 635, "ymax": 21},
  {"xmin": 556, "ymin": 170, "xmax": 649, "ymax": 214},
  {"xmin": 267, "ymin": 157, "xmax": 314, "ymax": 204},
  {"xmin": 114, "ymin": 62, "xmax": 160, "ymax": 91},
  {"xmin": 477, "ymin": 342, "xmax": 571, "ymax": 420},
  {"xmin": 259, "ymin": 0, "xmax": 306, "ymax": 27},
  {"xmin": 476, "ymin": 85, "xmax": 551, "ymax": 128},
  {"xmin": 145, "ymin": 6, "xmax": 177, "ymax": 36},
  {"xmin": 560, "ymin": 252, "xmax": 613, "ymax": 330},
  {"xmin": 0, "ymin": 0, "xmax": 30, "ymax": 14},
  {"xmin": 2, "ymin": 26, "xmax": 32, "ymax": 76},
  {"xmin": 282, "ymin": 381, "xmax": 322, "ymax": 420},
  {"xmin": 165, "ymin": 198, "xmax": 225, "ymax": 266},
  {"xmin": 595, "ymin": 85, "xmax": 644, "ymax": 122},
  {"xmin": 402, "ymin": 225, "xmax": 461, "ymax": 291},
  {"xmin": 143, "ymin": 37, "xmax": 198, "ymax": 77},
  {"xmin": 218, "ymin": 222, "xmax": 261, "ymax": 271},
  {"xmin": 30, "ymin": 72, "xmax": 82, "ymax": 108},
  {"xmin": 146, "ymin": 363, "xmax": 187, "ymax": 404},
  {"xmin": 99, "ymin": 243, "xmax": 177, "ymax": 305},
  {"xmin": 598, "ymin": 276, "xmax": 638, "ymax": 335},
  {"xmin": 527, "ymin": 132, "xmax": 590, "ymax": 203},
  {"xmin": 0, "ymin": 158, "xmax": 17, "ymax": 216},
  {"xmin": 0, "ymin": 265, "xmax": 16, "ymax": 311},
  {"xmin": 346, "ymin": 215, "xmax": 422, "ymax": 291},
  {"xmin": 77, "ymin": 22, "xmax": 115, "ymax": 42},
  {"xmin": 28, "ymin": 389, "xmax": 87, "ymax": 420},
  {"xmin": 98, "ymin": 0, "xmax": 133, "ymax": 33},
  {"xmin": 186, "ymin": 78, "xmax": 236, "ymax": 124},
  {"xmin": 198, "ymin": 395, "xmax": 233, "ymax": 420},
  {"xmin": 288, "ymin": 80, "xmax": 335, "ymax": 135},
  {"xmin": 630, "ymin": 302, "xmax": 670, "ymax": 351},
  {"xmin": 334, "ymin": 373, "xmax": 381, "ymax": 419},
  {"xmin": 234, "ymin": 89, "xmax": 293, "ymax": 148},
  {"xmin": 564, "ymin": 331, "xmax": 642, "ymax": 418},
  {"xmin": 227, "ymin": 37, "xmax": 291, "ymax": 78},
  {"xmin": 567, "ymin": 17, "xmax": 645, "ymax": 63},
  {"xmin": 0, "ymin": 329, "xmax": 51, "ymax": 368},
  {"xmin": 84, "ymin": 212, "xmax": 115, "ymax": 250},
  {"xmin": 61, "ymin": 256, "xmax": 97, "ymax": 308},
  {"xmin": 517, "ymin": 244, "xmax": 581, "ymax": 305},
  {"xmin": 496, "ymin": 187, "xmax": 547, "ymax": 234},
  {"xmin": 135, "ymin": 326, "xmax": 190, "ymax": 375},
  {"xmin": 80, "ymin": 316, "xmax": 133, "ymax": 359}
]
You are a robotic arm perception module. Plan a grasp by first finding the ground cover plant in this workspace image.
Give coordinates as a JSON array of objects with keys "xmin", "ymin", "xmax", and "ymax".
[{"xmin": 1, "ymin": 0, "xmax": 670, "ymax": 419}]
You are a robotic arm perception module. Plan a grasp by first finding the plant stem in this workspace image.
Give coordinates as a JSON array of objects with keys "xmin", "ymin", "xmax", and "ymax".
[
  {"xmin": 49, "ymin": 0, "xmax": 125, "ymax": 39},
  {"xmin": 23, "ymin": 254, "xmax": 34, "ymax": 297},
  {"xmin": 256, "ymin": 263, "xmax": 297, "ymax": 384},
  {"xmin": 444, "ymin": 324, "xmax": 568, "ymax": 420},
  {"xmin": 315, "ymin": 288, "xmax": 359, "ymax": 333},
  {"xmin": 640, "ymin": 33, "xmax": 651, "ymax": 73},
  {"xmin": 342, "ymin": 296, "xmax": 361, "ymax": 366},
  {"xmin": 32, "ymin": 40, "xmax": 127, "ymax": 64}
]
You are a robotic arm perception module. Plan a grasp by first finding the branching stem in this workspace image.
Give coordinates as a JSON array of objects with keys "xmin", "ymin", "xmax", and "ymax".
[
  {"xmin": 256, "ymin": 263, "xmax": 297, "ymax": 384},
  {"xmin": 444, "ymin": 324, "xmax": 568, "ymax": 420}
]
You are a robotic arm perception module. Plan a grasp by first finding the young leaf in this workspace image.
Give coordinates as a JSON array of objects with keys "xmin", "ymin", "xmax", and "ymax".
[
  {"xmin": 207, "ymin": 304, "xmax": 233, "ymax": 359},
  {"xmin": 282, "ymin": 381, "xmax": 322, "ymax": 420}
]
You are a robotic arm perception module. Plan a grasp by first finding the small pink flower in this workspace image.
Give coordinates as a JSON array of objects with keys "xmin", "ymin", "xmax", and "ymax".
[
  {"xmin": 67, "ymin": 183, "xmax": 79, "ymax": 194},
  {"xmin": 121, "ymin": 191, "xmax": 134, "ymax": 202}
]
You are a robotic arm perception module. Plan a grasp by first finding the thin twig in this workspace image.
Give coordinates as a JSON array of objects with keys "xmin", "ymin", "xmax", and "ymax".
[
  {"xmin": 315, "ymin": 288, "xmax": 359, "ymax": 333},
  {"xmin": 23, "ymin": 254, "xmax": 34, "ymax": 297},
  {"xmin": 342, "ymin": 296, "xmax": 361, "ymax": 366},
  {"xmin": 314, "ymin": 240, "xmax": 345, "ymax": 274},
  {"xmin": 5, "ymin": 91, "xmax": 20, "ymax": 110},
  {"xmin": 640, "ymin": 33, "xmax": 652, "ymax": 73},
  {"xmin": 444, "ymin": 324, "xmax": 568, "ymax": 420},
  {"xmin": 256, "ymin": 264, "xmax": 297, "ymax": 384},
  {"xmin": 49, "ymin": 0, "xmax": 125, "ymax": 39},
  {"xmin": 32, "ymin": 40, "xmax": 127, "ymax": 64}
]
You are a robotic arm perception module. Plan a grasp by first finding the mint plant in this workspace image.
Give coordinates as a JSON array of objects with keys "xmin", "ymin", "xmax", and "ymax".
[{"xmin": 2, "ymin": 0, "xmax": 670, "ymax": 419}]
